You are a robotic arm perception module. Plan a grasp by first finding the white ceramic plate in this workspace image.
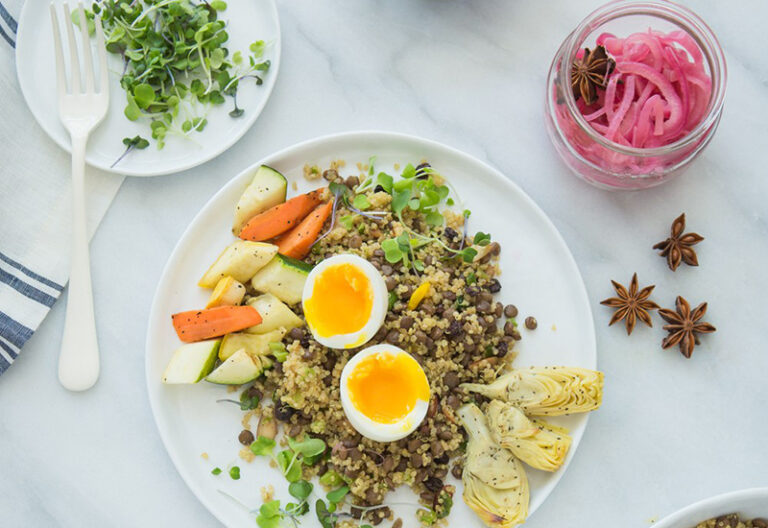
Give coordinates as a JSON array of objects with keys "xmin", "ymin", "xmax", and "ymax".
[
  {"xmin": 653, "ymin": 488, "xmax": 768, "ymax": 528},
  {"xmin": 16, "ymin": 0, "xmax": 280, "ymax": 177},
  {"xmin": 146, "ymin": 131, "xmax": 598, "ymax": 527}
]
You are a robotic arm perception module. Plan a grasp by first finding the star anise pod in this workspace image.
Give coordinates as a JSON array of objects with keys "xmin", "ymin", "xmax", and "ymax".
[
  {"xmin": 600, "ymin": 273, "xmax": 659, "ymax": 335},
  {"xmin": 571, "ymin": 45, "xmax": 614, "ymax": 105},
  {"xmin": 658, "ymin": 296, "xmax": 716, "ymax": 358},
  {"xmin": 653, "ymin": 213, "xmax": 704, "ymax": 271}
]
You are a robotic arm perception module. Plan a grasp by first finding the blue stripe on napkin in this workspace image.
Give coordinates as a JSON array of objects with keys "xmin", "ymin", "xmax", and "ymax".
[
  {"xmin": 0, "ymin": 252, "xmax": 65, "ymax": 292},
  {"xmin": 0, "ymin": 338, "xmax": 17, "ymax": 359},
  {"xmin": 0, "ymin": 24, "xmax": 12, "ymax": 47},
  {"xmin": 0, "ymin": 353, "xmax": 10, "ymax": 374},
  {"xmin": 0, "ymin": 267, "xmax": 57, "ymax": 307},
  {"xmin": 0, "ymin": 1, "xmax": 16, "ymax": 48},
  {"xmin": 0, "ymin": 311, "xmax": 33, "ymax": 349},
  {"xmin": 0, "ymin": 2, "xmax": 17, "ymax": 33}
]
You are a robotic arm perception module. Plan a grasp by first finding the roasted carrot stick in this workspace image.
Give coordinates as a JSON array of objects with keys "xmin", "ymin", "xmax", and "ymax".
[
  {"xmin": 172, "ymin": 305, "xmax": 262, "ymax": 343},
  {"xmin": 275, "ymin": 199, "xmax": 335, "ymax": 259},
  {"xmin": 238, "ymin": 189, "xmax": 324, "ymax": 242}
]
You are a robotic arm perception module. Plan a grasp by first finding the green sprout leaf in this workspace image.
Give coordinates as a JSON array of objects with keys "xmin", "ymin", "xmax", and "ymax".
[
  {"xmin": 339, "ymin": 214, "xmax": 355, "ymax": 230},
  {"xmin": 315, "ymin": 500, "xmax": 334, "ymax": 528},
  {"xmin": 250, "ymin": 436, "xmax": 276, "ymax": 457},
  {"xmin": 461, "ymin": 247, "xmax": 478, "ymax": 263},
  {"xmin": 288, "ymin": 480, "xmax": 313, "ymax": 501},
  {"xmin": 473, "ymin": 231, "xmax": 491, "ymax": 247},
  {"xmin": 211, "ymin": 467, "xmax": 222, "ymax": 475},
  {"xmin": 326, "ymin": 486, "xmax": 349, "ymax": 504},
  {"xmin": 288, "ymin": 436, "xmax": 326, "ymax": 458},
  {"xmin": 124, "ymin": 94, "xmax": 142, "ymax": 121},
  {"xmin": 375, "ymin": 172, "xmax": 393, "ymax": 193},
  {"xmin": 229, "ymin": 466, "xmax": 240, "ymax": 480},
  {"xmin": 319, "ymin": 470, "xmax": 344, "ymax": 488},
  {"xmin": 425, "ymin": 211, "xmax": 444, "ymax": 226},
  {"xmin": 277, "ymin": 450, "xmax": 302, "ymax": 482},
  {"xmin": 239, "ymin": 389, "xmax": 260, "ymax": 410},
  {"xmin": 352, "ymin": 194, "xmax": 370, "ymax": 211},
  {"xmin": 391, "ymin": 187, "xmax": 411, "ymax": 216},
  {"xmin": 256, "ymin": 500, "xmax": 282, "ymax": 528},
  {"xmin": 133, "ymin": 83, "xmax": 156, "ymax": 109}
]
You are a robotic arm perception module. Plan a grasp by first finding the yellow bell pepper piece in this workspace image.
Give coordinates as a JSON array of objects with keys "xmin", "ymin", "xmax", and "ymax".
[
  {"xmin": 206, "ymin": 276, "xmax": 246, "ymax": 308},
  {"xmin": 408, "ymin": 281, "xmax": 431, "ymax": 311}
]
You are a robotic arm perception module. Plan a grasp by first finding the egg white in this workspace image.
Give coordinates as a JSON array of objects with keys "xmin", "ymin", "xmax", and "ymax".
[
  {"xmin": 340, "ymin": 344, "xmax": 430, "ymax": 443},
  {"xmin": 301, "ymin": 254, "xmax": 388, "ymax": 350}
]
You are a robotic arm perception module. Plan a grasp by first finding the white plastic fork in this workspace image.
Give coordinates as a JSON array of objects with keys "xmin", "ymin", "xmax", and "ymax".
[{"xmin": 50, "ymin": 2, "xmax": 109, "ymax": 391}]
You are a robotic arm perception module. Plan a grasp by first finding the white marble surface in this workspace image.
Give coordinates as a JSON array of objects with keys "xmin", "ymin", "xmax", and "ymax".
[{"xmin": 2, "ymin": 0, "xmax": 767, "ymax": 526}]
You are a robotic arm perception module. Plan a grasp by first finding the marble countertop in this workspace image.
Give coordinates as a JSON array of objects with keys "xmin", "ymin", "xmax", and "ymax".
[{"xmin": 2, "ymin": 0, "xmax": 767, "ymax": 526}]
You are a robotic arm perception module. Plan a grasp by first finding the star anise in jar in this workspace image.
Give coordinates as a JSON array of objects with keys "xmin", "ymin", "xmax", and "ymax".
[
  {"xmin": 600, "ymin": 273, "xmax": 659, "ymax": 335},
  {"xmin": 659, "ymin": 296, "xmax": 716, "ymax": 358},
  {"xmin": 571, "ymin": 45, "xmax": 614, "ymax": 105},
  {"xmin": 653, "ymin": 213, "xmax": 704, "ymax": 271}
]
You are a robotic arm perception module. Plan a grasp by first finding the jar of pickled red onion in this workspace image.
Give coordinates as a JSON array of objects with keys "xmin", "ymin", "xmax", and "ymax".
[{"xmin": 544, "ymin": 0, "xmax": 727, "ymax": 190}]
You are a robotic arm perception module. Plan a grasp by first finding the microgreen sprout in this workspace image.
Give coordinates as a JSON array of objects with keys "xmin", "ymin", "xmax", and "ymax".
[
  {"xmin": 249, "ymin": 434, "xmax": 326, "ymax": 484},
  {"xmin": 111, "ymin": 135, "xmax": 149, "ymax": 168},
  {"xmin": 73, "ymin": 0, "xmax": 271, "ymax": 164}
]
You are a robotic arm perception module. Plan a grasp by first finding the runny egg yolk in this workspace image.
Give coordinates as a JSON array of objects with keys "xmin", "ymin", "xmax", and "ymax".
[
  {"xmin": 346, "ymin": 352, "xmax": 430, "ymax": 424},
  {"xmin": 303, "ymin": 263, "xmax": 373, "ymax": 338}
]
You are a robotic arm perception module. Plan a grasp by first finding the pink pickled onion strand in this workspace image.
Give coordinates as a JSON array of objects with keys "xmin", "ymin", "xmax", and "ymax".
[
  {"xmin": 652, "ymin": 99, "xmax": 665, "ymax": 136},
  {"xmin": 619, "ymin": 101, "xmax": 639, "ymax": 138},
  {"xmin": 617, "ymin": 61, "xmax": 684, "ymax": 135},
  {"xmin": 604, "ymin": 73, "xmax": 621, "ymax": 121},
  {"xmin": 603, "ymin": 37, "xmax": 623, "ymax": 56},
  {"xmin": 661, "ymin": 47, "xmax": 689, "ymax": 141},
  {"xmin": 663, "ymin": 30, "xmax": 703, "ymax": 65},
  {"xmin": 583, "ymin": 107, "xmax": 607, "ymax": 121},
  {"xmin": 596, "ymin": 32, "xmax": 616, "ymax": 46},
  {"xmin": 607, "ymin": 75, "xmax": 636, "ymax": 141},
  {"xmin": 635, "ymin": 80, "xmax": 655, "ymax": 111},
  {"xmin": 633, "ymin": 94, "xmax": 662, "ymax": 147}
]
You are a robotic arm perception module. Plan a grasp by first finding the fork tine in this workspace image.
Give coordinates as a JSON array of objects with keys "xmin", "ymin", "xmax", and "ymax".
[
  {"xmin": 76, "ymin": 2, "xmax": 95, "ymax": 92},
  {"xmin": 94, "ymin": 13, "xmax": 108, "ymax": 93},
  {"xmin": 49, "ymin": 4, "xmax": 68, "ymax": 95},
  {"xmin": 62, "ymin": 3, "xmax": 81, "ymax": 94}
]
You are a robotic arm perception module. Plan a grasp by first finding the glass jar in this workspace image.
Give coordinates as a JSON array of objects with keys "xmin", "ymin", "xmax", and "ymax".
[{"xmin": 544, "ymin": 0, "xmax": 727, "ymax": 190}]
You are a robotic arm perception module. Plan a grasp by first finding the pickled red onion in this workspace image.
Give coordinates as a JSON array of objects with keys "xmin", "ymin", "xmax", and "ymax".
[{"xmin": 577, "ymin": 29, "xmax": 712, "ymax": 149}]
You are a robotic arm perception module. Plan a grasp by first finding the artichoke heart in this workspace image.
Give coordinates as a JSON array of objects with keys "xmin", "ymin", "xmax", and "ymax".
[
  {"xmin": 486, "ymin": 400, "xmax": 572, "ymax": 472},
  {"xmin": 458, "ymin": 404, "xmax": 529, "ymax": 528},
  {"xmin": 462, "ymin": 366, "xmax": 604, "ymax": 416}
]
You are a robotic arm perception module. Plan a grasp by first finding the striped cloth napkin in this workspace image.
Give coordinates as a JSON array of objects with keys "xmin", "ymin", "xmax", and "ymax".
[{"xmin": 0, "ymin": 0, "xmax": 123, "ymax": 376}]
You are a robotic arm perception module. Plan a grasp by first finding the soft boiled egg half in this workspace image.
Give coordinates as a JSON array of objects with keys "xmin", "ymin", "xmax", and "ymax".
[
  {"xmin": 340, "ymin": 344, "xmax": 431, "ymax": 442},
  {"xmin": 302, "ymin": 254, "xmax": 388, "ymax": 349}
]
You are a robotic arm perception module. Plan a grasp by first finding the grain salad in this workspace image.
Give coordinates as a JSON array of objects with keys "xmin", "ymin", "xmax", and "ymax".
[
  {"xmin": 161, "ymin": 158, "xmax": 604, "ymax": 528},
  {"xmin": 244, "ymin": 163, "xmax": 516, "ymax": 525}
]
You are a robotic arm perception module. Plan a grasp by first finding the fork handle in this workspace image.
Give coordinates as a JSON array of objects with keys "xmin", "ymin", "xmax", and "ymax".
[{"xmin": 58, "ymin": 134, "xmax": 99, "ymax": 391}]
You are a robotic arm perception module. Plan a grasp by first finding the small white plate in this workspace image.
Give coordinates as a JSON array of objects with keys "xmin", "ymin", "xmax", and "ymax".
[
  {"xmin": 16, "ymin": 0, "xmax": 280, "ymax": 177},
  {"xmin": 653, "ymin": 488, "xmax": 768, "ymax": 528},
  {"xmin": 145, "ymin": 131, "xmax": 598, "ymax": 526}
]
